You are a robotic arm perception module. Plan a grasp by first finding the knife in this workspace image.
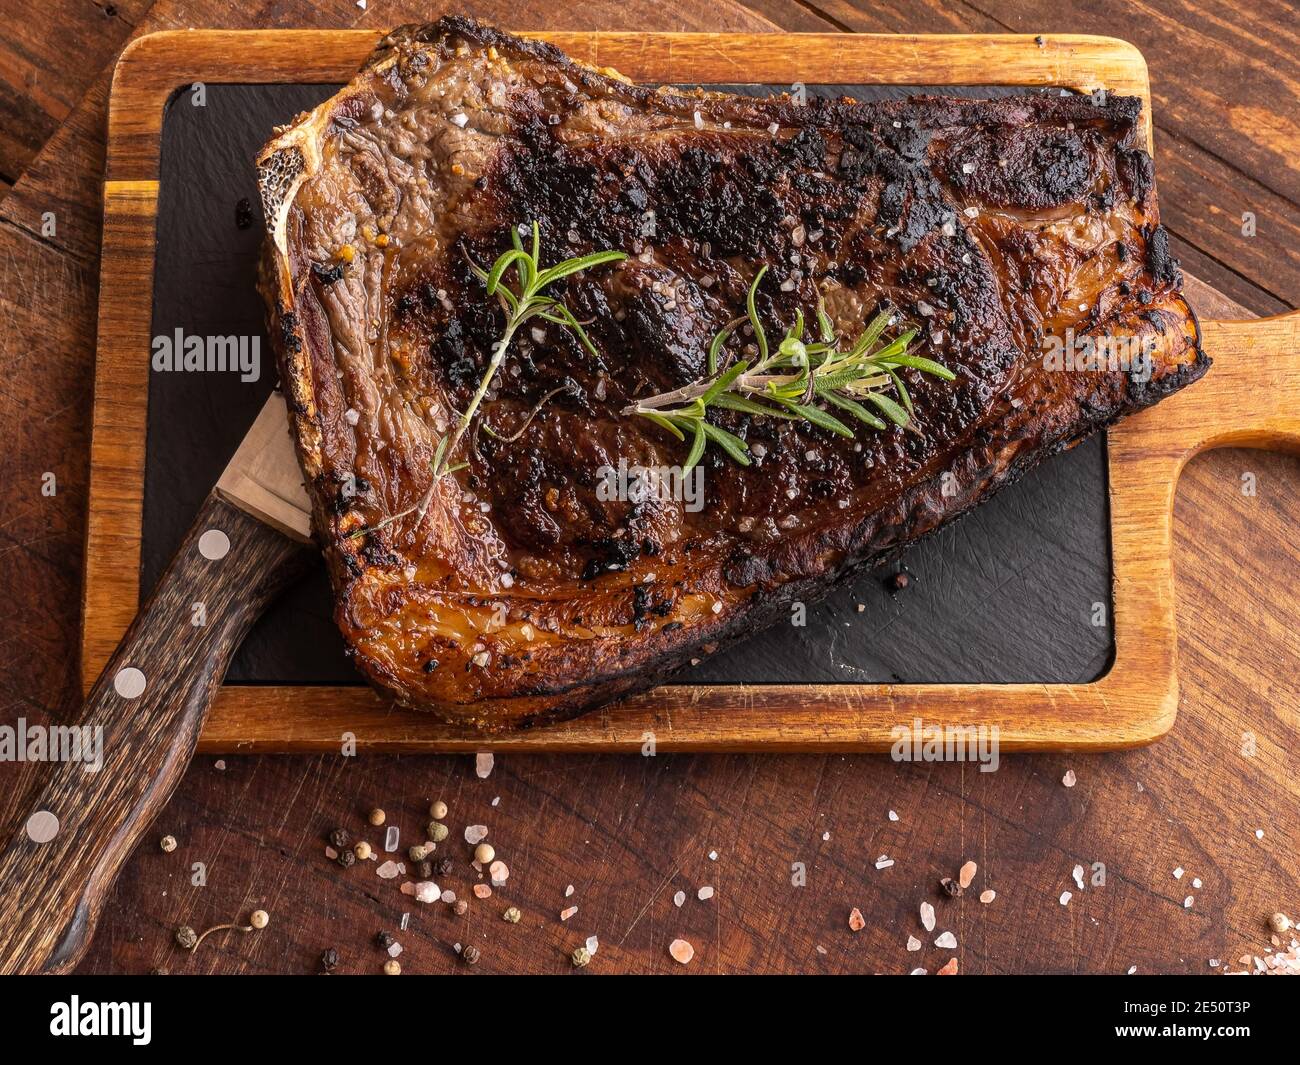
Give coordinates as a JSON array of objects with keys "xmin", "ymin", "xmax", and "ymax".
[{"xmin": 0, "ymin": 394, "xmax": 315, "ymax": 974}]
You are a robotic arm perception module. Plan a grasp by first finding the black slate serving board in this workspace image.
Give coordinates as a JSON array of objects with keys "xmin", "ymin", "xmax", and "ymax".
[{"xmin": 143, "ymin": 83, "xmax": 1114, "ymax": 686}]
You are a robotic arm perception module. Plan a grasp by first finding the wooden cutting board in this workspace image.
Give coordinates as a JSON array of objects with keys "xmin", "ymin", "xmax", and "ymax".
[{"xmin": 84, "ymin": 29, "xmax": 1300, "ymax": 752}]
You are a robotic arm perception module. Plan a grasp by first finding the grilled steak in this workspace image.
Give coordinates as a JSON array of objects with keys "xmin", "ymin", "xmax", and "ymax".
[{"xmin": 257, "ymin": 16, "xmax": 1206, "ymax": 728}]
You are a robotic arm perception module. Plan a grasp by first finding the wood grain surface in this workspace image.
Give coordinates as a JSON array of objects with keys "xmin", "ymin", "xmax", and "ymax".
[{"xmin": 0, "ymin": 0, "xmax": 1295, "ymax": 975}]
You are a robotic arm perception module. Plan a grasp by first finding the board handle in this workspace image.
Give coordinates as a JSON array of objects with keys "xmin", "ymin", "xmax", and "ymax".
[
  {"xmin": 0, "ymin": 490, "xmax": 314, "ymax": 974},
  {"xmin": 1142, "ymin": 310, "xmax": 1300, "ymax": 459}
]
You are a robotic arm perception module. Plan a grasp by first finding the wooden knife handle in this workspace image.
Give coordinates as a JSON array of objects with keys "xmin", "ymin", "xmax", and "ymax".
[{"xmin": 0, "ymin": 489, "xmax": 314, "ymax": 974}]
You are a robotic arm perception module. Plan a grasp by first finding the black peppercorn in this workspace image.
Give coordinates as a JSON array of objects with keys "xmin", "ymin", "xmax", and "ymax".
[
  {"xmin": 376, "ymin": 931, "xmax": 395, "ymax": 949},
  {"xmin": 436, "ymin": 856, "xmax": 453, "ymax": 876},
  {"xmin": 329, "ymin": 827, "xmax": 351, "ymax": 849},
  {"xmin": 462, "ymin": 945, "xmax": 481, "ymax": 965},
  {"xmin": 939, "ymin": 877, "xmax": 962, "ymax": 898},
  {"xmin": 336, "ymin": 848, "xmax": 356, "ymax": 868},
  {"xmin": 174, "ymin": 925, "xmax": 198, "ymax": 950},
  {"xmin": 319, "ymin": 948, "xmax": 339, "ymax": 973},
  {"xmin": 417, "ymin": 860, "xmax": 433, "ymax": 879}
]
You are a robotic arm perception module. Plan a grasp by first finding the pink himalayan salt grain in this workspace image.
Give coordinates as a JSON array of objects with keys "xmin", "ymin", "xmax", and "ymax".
[{"xmin": 669, "ymin": 939, "xmax": 694, "ymax": 964}]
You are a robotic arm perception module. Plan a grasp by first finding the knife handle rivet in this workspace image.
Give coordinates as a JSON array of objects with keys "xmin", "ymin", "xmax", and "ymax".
[
  {"xmin": 198, "ymin": 528, "xmax": 231, "ymax": 561},
  {"xmin": 113, "ymin": 666, "xmax": 147, "ymax": 699},
  {"xmin": 25, "ymin": 810, "xmax": 59, "ymax": 844}
]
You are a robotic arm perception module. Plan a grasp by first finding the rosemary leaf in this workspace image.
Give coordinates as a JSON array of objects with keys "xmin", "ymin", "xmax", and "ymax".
[
  {"xmin": 683, "ymin": 421, "xmax": 707, "ymax": 471},
  {"xmin": 700, "ymin": 421, "xmax": 752, "ymax": 466}
]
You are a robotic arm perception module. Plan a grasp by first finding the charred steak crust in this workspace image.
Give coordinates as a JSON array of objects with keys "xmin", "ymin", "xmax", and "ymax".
[{"xmin": 257, "ymin": 16, "xmax": 1207, "ymax": 728}]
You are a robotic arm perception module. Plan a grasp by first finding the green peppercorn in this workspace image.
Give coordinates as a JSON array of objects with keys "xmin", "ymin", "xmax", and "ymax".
[
  {"xmin": 409, "ymin": 844, "xmax": 430, "ymax": 863},
  {"xmin": 503, "ymin": 906, "xmax": 522, "ymax": 924},
  {"xmin": 174, "ymin": 925, "xmax": 198, "ymax": 950},
  {"xmin": 571, "ymin": 946, "xmax": 591, "ymax": 968},
  {"xmin": 427, "ymin": 821, "xmax": 449, "ymax": 842}
]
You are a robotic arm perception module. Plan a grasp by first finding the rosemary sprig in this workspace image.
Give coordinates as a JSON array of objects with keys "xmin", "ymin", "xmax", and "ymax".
[
  {"xmin": 347, "ymin": 222, "xmax": 624, "ymax": 540},
  {"xmin": 624, "ymin": 266, "xmax": 956, "ymax": 470},
  {"xmin": 434, "ymin": 222, "xmax": 626, "ymax": 478}
]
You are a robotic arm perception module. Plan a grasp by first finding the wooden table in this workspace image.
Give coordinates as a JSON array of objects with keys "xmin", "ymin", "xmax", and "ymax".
[{"xmin": 0, "ymin": 0, "xmax": 1295, "ymax": 975}]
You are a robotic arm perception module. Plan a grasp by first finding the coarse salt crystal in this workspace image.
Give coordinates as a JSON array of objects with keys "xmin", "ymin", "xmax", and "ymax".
[
  {"xmin": 910, "ymin": 967, "xmax": 927, "ymax": 975},
  {"xmin": 1062, "ymin": 769, "xmax": 1076, "ymax": 787},
  {"xmin": 849, "ymin": 908, "xmax": 865, "ymax": 932},
  {"xmin": 907, "ymin": 935, "xmax": 921, "ymax": 951},
  {"xmin": 1184, "ymin": 895, "xmax": 1194, "ymax": 909},
  {"xmin": 875, "ymin": 856, "xmax": 894, "ymax": 870},
  {"xmin": 449, "ymin": 112, "xmax": 468, "ymax": 127},
  {"xmin": 1192, "ymin": 877, "xmax": 1202, "ymax": 889},
  {"xmin": 920, "ymin": 902, "xmax": 935, "ymax": 932},
  {"xmin": 708, "ymin": 850, "xmax": 718, "ymax": 861},
  {"xmin": 586, "ymin": 936, "xmax": 599, "ymax": 955},
  {"xmin": 465, "ymin": 825, "xmax": 488, "ymax": 845},
  {"xmin": 476, "ymin": 752, "xmax": 494, "ymax": 778},
  {"xmin": 980, "ymin": 889, "xmax": 996, "ymax": 904},
  {"xmin": 935, "ymin": 931, "xmax": 957, "ymax": 949},
  {"xmin": 669, "ymin": 939, "xmax": 694, "ymax": 964},
  {"xmin": 698, "ymin": 885, "xmax": 715, "ymax": 900},
  {"xmin": 414, "ymin": 881, "xmax": 439, "ymax": 902},
  {"xmin": 888, "ymin": 810, "xmax": 899, "ymax": 821},
  {"xmin": 561, "ymin": 906, "xmax": 578, "ymax": 921},
  {"xmin": 1173, "ymin": 867, "xmax": 1184, "ymax": 879},
  {"xmin": 1060, "ymin": 891, "xmax": 1072, "ymax": 905},
  {"xmin": 958, "ymin": 860, "xmax": 977, "ymax": 889},
  {"xmin": 343, "ymin": 408, "xmax": 359, "ymax": 426},
  {"xmin": 693, "ymin": 111, "xmax": 703, "ymax": 130},
  {"xmin": 377, "ymin": 860, "xmax": 401, "ymax": 879},
  {"xmin": 1073, "ymin": 865, "xmax": 1086, "ymax": 890},
  {"xmin": 565, "ymin": 884, "xmax": 575, "ymax": 897},
  {"xmin": 489, "ymin": 860, "xmax": 509, "ymax": 884}
]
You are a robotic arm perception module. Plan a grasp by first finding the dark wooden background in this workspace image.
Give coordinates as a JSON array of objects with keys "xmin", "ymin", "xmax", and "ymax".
[{"xmin": 0, "ymin": 0, "xmax": 1295, "ymax": 975}]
